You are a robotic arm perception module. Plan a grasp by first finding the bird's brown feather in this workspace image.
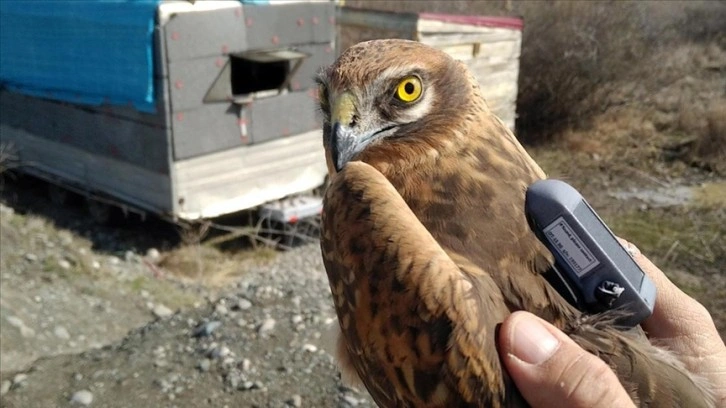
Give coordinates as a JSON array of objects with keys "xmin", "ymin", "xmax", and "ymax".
[{"xmin": 321, "ymin": 162, "xmax": 523, "ymax": 407}]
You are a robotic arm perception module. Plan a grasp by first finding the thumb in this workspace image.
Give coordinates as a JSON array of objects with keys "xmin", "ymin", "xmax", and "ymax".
[{"xmin": 498, "ymin": 311, "xmax": 635, "ymax": 408}]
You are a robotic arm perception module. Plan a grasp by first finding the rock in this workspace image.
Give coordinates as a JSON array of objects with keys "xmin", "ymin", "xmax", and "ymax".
[
  {"xmin": 58, "ymin": 259, "xmax": 71, "ymax": 270},
  {"xmin": 209, "ymin": 345, "xmax": 231, "ymax": 359},
  {"xmin": 5, "ymin": 316, "xmax": 24, "ymax": 328},
  {"xmin": 236, "ymin": 298, "xmax": 252, "ymax": 310},
  {"xmin": 12, "ymin": 373, "xmax": 27, "ymax": 386},
  {"xmin": 257, "ymin": 318, "xmax": 276, "ymax": 336},
  {"xmin": 146, "ymin": 248, "xmax": 161, "ymax": 263},
  {"xmin": 240, "ymin": 358, "xmax": 252, "ymax": 372},
  {"xmin": 0, "ymin": 380, "xmax": 10, "ymax": 396},
  {"xmin": 153, "ymin": 304, "xmax": 174, "ymax": 319},
  {"xmin": 225, "ymin": 370, "xmax": 244, "ymax": 389},
  {"xmin": 291, "ymin": 315, "xmax": 304, "ymax": 325},
  {"xmin": 91, "ymin": 260, "xmax": 100, "ymax": 269},
  {"xmin": 54, "ymin": 326, "xmax": 71, "ymax": 340},
  {"xmin": 0, "ymin": 204, "xmax": 14, "ymax": 216},
  {"xmin": 215, "ymin": 303, "xmax": 229, "ymax": 316},
  {"xmin": 287, "ymin": 394, "xmax": 303, "ymax": 407},
  {"xmin": 238, "ymin": 381, "xmax": 256, "ymax": 391},
  {"xmin": 124, "ymin": 250, "xmax": 136, "ymax": 262},
  {"xmin": 24, "ymin": 253, "xmax": 38, "ymax": 262},
  {"xmin": 70, "ymin": 390, "xmax": 94, "ymax": 405},
  {"xmin": 302, "ymin": 344, "xmax": 318, "ymax": 353},
  {"xmin": 20, "ymin": 325, "xmax": 35, "ymax": 338},
  {"xmin": 197, "ymin": 359, "xmax": 211, "ymax": 372},
  {"xmin": 342, "ymin": 395, "xmax": 360, "ymax": 406},
  {"xmin": 192, "ymin": 320, "xmax": 222, "ymax": 337}
]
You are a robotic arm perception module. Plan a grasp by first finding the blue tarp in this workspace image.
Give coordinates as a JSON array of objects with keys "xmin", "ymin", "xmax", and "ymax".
[{"xmin": 0, "ymin": 0, "xmax": 161, "ymax": 113}]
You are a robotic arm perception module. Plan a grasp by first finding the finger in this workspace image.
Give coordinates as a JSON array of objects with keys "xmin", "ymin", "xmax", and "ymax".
[
  {"xmin": 617, "ymin": 238, "xmax": 722, "ymax": 341},
  {"xmin": 499, "ymin": 311, "xmax": 636, "ymax": 408},
  {"xmin": 618, "ymin": 238, "xmax": 726, "ymax": 404}
]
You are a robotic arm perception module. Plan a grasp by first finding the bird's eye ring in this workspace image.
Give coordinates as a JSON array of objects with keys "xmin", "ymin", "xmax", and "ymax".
[{"xmin": 395, "ymin": 76, "xmax": 422, "ymax": 103}]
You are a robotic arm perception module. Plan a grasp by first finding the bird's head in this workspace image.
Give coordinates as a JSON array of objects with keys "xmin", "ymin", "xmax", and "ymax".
[{"xmin": 316, "ymin": 39, "xmax": 480, "ymax": 176}]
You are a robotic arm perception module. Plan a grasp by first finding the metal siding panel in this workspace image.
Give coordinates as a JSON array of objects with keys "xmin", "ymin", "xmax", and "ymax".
[
  {"xmin": 1, "ymin": 125, "xmax": 173, "ymax": 214},
  {"xmin": 168, "ymin": 57, "xmax": 228, "ymax": 112},
  {"xmin": 1, "ymin": 91, "xmax": 170, "ymax": 174},
  {"xmin": 243, "ymin": 3, "xmax": 314, "ymax": 50},
  {"xmin": 249, "ymin": 95, "xmax": 284, "ymax": 144},
  {"xmin": 164, "ymin": 6, "xmax": 246, "ymax": 61},
  {"xmin": 171, "ymin": 103, "xmax": 242, "ymax": 160},
  {"xmin": 285, "ymin": 91, "xmax": 320, "ymax": 136},
  {"xmin": 291, "ymin": 43, "xmax": 335, "ymax": 91},
  {"xmin": 249, "ymin": 91, "xmax": 319, "ymax": 145},
  {"xmin": 310, "ymin": 3, "xmax": 336, "ymax": 43}
]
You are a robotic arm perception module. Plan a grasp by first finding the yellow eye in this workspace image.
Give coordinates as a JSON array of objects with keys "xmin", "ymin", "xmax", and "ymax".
[{"xmin": 395, "ymin": 76, "xmax": 422, "ymax": 103}]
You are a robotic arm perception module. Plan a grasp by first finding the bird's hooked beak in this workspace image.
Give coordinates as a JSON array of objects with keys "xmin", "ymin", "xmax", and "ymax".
[
  {"xmin": 330, "ymin": 123, "xmax": 361, "ymax": 173},
  {"xmin": 328, "ymin": 91, "xmax": 361, "ymax": 172},
  {"xmin": 328, "ymin": 91, "xmax": 396, "ymax": 172}
]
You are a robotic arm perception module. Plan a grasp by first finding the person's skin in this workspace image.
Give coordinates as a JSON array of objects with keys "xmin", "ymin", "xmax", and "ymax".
[{"xmin": 498, "ymin": 239, "xmax": 726, "ymax": 407}]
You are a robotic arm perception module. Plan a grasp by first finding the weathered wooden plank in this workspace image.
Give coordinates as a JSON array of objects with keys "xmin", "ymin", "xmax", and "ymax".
[
  {"xmin": 173, "ymin": 129, "xmax": 326, "ymax": 219},
  {"xmin": 418, "ymin": 18, "xmax": 521, "ymax": 34},
  {"xmin": 419, "ymin": 30, "xmax": 520, "ymax": 48},
  {"xmin": 467, "ymin": 58, "xmax": 520, "ymax": 77},
  {"xmin": 437, "ymin": 43, "xmax": 476, "ymax": 60},
  {"xmin": 337, "ymin": 7, "xmax": 418, "ymax": 34}
]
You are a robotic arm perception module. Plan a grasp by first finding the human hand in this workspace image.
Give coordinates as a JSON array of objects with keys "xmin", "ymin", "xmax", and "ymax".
[
  {"xmin": 497, "ymin": 239, "xmax": 725, "ymax": 407},
  {"xmin": 625, "ymin": 239, "xmax": 726, "ymax": 406}
]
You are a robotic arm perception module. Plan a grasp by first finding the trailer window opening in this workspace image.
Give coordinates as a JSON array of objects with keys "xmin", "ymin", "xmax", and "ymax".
[
  {"xmin": 231, "ymin": 49, "xmax": 309, "ymax": 97},
  {"xmin": 203, "ymin": 49, "xmax": 309, "ymax": 103},
  {"xmin": 230, "ymin": 56, "xmax": 288, "ymax": 95}
]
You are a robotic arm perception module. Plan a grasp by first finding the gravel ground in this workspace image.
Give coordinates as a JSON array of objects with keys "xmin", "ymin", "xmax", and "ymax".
[{"xmin": 0, "ymin": 182, "xmax": 374, "ymax": 408}]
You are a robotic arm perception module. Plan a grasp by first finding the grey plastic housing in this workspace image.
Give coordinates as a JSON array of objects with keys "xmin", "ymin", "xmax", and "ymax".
[{"xmin": 525, "ymin": 179, "xmax": 656, "ymax": 327}]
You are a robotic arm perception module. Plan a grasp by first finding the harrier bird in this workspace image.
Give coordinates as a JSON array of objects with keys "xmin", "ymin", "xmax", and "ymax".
[{"xmin": 317, "ymin": 39, "xmax": 714, "ymax": 407}]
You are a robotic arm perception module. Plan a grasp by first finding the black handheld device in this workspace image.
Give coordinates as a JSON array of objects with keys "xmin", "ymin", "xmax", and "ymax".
[{"xmin": 525, "ymin": 179, "xmax": 656, "ymax": 327}]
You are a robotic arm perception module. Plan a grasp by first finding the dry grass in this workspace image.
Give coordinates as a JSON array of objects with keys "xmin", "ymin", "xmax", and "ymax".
[
  {"xmin": 694, "ymin": 101, "xmax": 726, "ymax": 174},
  {"xmin": 159, "ymin": 244, "xmax": 277, "ymax": 287}
]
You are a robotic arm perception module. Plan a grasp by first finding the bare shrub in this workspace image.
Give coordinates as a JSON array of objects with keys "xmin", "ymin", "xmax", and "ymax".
[
  {"xmin": 513, "ymin": 1, "xmax": 669, "ymax": 142},
  {"xmin": 694, "ymin": 100, "xmax": 726, "ymax": 174}
]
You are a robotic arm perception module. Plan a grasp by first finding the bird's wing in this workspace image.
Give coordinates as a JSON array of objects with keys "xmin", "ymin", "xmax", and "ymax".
[{"xmin": 320, "ymin": 161, "xmax": 523, "ymax": 407}]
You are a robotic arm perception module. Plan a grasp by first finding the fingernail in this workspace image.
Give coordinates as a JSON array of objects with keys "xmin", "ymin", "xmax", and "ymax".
[
  {"xmin": 625, "ymin": 242, "xmax": 640, "ymax": 257},
  {"xmin": 510, "ymin": 315, "xmax": 560, "ymax": 365}
]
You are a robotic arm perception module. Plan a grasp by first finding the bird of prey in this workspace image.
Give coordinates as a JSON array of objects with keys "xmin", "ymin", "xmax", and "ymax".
[{"xmin": 316, "ymin": 39, "xmax": 715, "ymax": 408}]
